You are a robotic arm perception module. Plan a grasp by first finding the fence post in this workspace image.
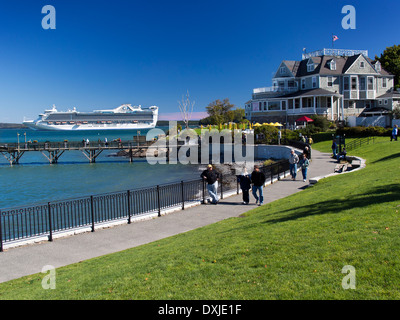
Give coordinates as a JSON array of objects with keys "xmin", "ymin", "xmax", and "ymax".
[
  {"xmin": 220, "ymin": 174, "xmax": 224, "ymax": 200},
  {"xmin": 0, "ymin": 211, "xmax": 3, "ymax": 252},
  {"xmin": 157, "ymin": 185, "xmax": 161, "ymax": 217},
  {"xmin": 202, "ymin": 180, "xmax": 206, "ymax": 204},
  {"xmin": 271, "ymin": 165, "xmax": 274, "ymax": 184},
  {"xmin": 277, "ymin": 163, "xmax": 280, "ymax": 181},
  {"xmin": 47, "ymin": 202, "xmax": 53, "ymax": 242},
  {"xmin": 127, "ymin": 190, "xmax": 131, "ymax": 224},
  {"xmin": 181, "ymin": 181, "xmax": 185, "ymax": 210},
  {"xmin": 90, "ymin": 196, "xmax": 95, "ymax": 232}
]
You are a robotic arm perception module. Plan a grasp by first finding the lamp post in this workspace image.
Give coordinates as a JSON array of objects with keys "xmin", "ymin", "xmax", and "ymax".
[{"xmin": 17, "ymin": 133, "xmax": 20, "ymax": 152}]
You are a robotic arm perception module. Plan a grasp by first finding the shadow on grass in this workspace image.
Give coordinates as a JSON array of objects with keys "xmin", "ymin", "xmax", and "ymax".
[
  {"xmin": 266, "ymin": 184, "xmax": 400, "ymax": 225},
  {"xmin": 371, "ymin": 152, "xmax": 400, "ymax": 164}
]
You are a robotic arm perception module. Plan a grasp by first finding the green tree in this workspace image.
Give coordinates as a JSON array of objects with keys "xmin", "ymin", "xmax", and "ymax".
[
  {"xmin": 200, "ymin": 98, "xmax": 244, "ymax": 125},
  {"xmin": 375, "ymin": 45, "xmax": 400, "ymax": 89}
]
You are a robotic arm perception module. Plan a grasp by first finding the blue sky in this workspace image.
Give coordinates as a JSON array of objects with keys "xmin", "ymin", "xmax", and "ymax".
[{"xmin": 0, "ymin": 0, "xmax": 399, "ymax": 123}]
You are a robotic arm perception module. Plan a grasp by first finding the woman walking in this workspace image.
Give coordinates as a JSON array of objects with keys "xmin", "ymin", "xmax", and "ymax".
[{"xmin": 299, "ymin": 153, "xmax": 310, "ymax": 182}]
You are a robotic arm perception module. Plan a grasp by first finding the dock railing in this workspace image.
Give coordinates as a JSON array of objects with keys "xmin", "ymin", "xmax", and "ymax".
[{"xmin": 0, "ymin": 160, "xmax": 289, "ymax": 251}]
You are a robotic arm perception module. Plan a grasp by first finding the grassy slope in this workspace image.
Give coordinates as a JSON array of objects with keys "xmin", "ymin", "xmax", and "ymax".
[{"xmin": 1, "ymin": 137, "xmax": 400, "ymax": 299}]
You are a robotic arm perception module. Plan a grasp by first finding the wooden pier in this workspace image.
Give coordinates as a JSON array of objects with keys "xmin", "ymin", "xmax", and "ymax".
[{"xmin": 0, "ymin": 137, "xmax": 153, "ymax": 165}]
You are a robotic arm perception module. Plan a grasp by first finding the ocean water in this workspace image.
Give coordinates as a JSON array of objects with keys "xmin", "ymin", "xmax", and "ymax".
[{"xmin": 0, "ymin": 128, "xmax": 202, "ymax": 209}]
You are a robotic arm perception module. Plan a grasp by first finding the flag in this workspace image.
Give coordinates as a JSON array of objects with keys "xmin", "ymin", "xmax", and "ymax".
[{"xmin": 332, "ymin": 35, "xmax": 338, "ymax": 41}]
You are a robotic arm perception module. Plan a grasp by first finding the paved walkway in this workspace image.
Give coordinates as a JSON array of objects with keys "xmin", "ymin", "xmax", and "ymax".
[{"xmin": 0, "ymin": 149, "xmax": 338, "ymax": 283}]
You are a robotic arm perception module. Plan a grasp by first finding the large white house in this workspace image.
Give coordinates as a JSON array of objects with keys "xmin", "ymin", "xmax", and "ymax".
[{"xmin": 245, "ymin": 48, "xmax": 400, "ymax": 126}]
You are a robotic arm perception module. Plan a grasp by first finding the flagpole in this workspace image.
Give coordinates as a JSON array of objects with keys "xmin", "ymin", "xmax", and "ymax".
[{"xmin": 332, "ymin": 34, "xmax": 334, "ymax": 49}]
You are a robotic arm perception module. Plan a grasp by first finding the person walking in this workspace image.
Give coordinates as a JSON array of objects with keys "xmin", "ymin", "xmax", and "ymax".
[
  {"xmin": 251, "ymin": 165, "xmax": 266, "ymax": 206},
  {"xmin": 303, "ymin": 145, "xmax": 311, "ymax": 159},
  {"xmin": 332, "ymin": 139, "xmax": 338, "ymax": 158},
  {"xmin": 237, "ymin": 168, "xmax": 251, "ymax": 205},
  {"xmin": 391, "ymin": 125, "xmax": 398, "ymax": 141},
  {"xmin": 299, "ymin": 153, "xmax": 310, "ymax": 182},
  {"xmin": 289, "ymin": 149, "xmax": 299, "ymax": 180},
  {"xmin": 201, "ymin": 164, "xmax": 220, "ymax": 204}
]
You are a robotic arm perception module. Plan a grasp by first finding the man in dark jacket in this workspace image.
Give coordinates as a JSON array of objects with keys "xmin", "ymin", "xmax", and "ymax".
[
  {"xmin": 237, "ymin": 168, "xmax": 251, "ymax": 204},
  {"xmin": 201, "ymin": 164, "xmax": 220, "ymax": 204},
  {"xmin": 251, "ymin": 165, "xmax": 266, "ymax": 206}
]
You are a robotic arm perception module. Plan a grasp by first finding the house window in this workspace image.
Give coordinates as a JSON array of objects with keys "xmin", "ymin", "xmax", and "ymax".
[
  {"xmin": 384, "ymin": 99, "xmax": 388, "ymax": 105},
  {"xmin": 367, "ymin": 77, "xmax": 374, "ymax": 90},
  {"xmin": 360, "ymin": 61, "xmax": 365, "ymax": 68},
  {"xmin": 312, "ymin": 77, "xmax": 317, "ymax": 88},
  {"xmin": 378, "ymin": 100, "xmax": 382, "ymax": 105},
  {"xmin": 268, "ymin": 101, "xmax": 280, "ymax": 111},
  {"xmin": 307, "ymin": 64, "xmax": 314, "ymax": 72},
  {"xmin": 360, "ymin": 77, "xmax": 366, "ymax": 91},
  {"xmin": 375, "ymin": 61, "xmax": 381, "ymax": 72},
  {"xmin": 382, "ymin": 78, "xmax": 387, "ymax": 88},
  {"xmin": 280, "ymin": 67, "xmax": 285, "ymax": 74},
  {"xmin": 328, "ymin": 77, "xmax": 333, "ymax": 87},
  {"xmin": 281, "ymin": 100, "xmax": 286, "ymax": 110},
  {"xmin": 264, "ymin": 101, "xmax": 267, "ymax": 110},
  {"xmin": 344, "ymin": 77, "xmax": 349, "ymax": 90},
  {"xmin": 330, "ymin": 59, "xmax": 336, "ymax": 71},
  {"xmin": 301, "ymin": 78, "xmax": 306, "ymax": 89},
  {"xmin": 295, "ymin": 99, "xmax": 300, "ymax": 109},
  {"xmin": 351, "ymin": 77, "xmax": 357, "ymax": 90}
]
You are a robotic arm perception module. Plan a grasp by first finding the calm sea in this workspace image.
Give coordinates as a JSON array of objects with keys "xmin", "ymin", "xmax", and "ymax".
[{"xmin": 0, "ymin": 128, "xmax": 201, "ymax": 209}]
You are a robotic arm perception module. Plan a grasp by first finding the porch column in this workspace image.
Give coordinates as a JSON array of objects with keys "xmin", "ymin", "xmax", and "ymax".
[
  {"xmin": 340, "ymin": 97, "xmax": 345, "ymax": 121},
  {"xmin": 313, "ymin": 96, "xmax": 316, "ymax": 114},
  {"xmin": 331, "ymin": 96, "xmax": 334, "ymax": 121}
]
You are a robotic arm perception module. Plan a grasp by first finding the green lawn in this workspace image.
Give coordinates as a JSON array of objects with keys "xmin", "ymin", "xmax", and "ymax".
[{"xmin": 1, "ymin": 137, "xmax": 399, "ymax": 299}]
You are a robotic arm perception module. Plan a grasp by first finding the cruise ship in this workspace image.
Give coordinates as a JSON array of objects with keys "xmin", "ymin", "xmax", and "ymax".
[{"xmin": 23, "ymin": 104, "xmax": 159, "ymax": 131}]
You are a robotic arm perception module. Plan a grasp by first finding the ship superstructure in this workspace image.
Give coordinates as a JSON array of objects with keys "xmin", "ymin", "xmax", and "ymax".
[{"xmin": 23, "ymin": 104, "xmax": 159, "ymax": 130}]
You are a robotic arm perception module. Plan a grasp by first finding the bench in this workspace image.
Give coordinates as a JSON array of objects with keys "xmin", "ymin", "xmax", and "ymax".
[{"xmin": 351, "ymin": 160, "xmax": 361, "ymax": 168}]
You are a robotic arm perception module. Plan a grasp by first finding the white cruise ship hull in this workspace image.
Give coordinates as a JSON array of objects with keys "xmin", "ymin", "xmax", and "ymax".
[
  {"xmin": 23, "ymin": 104, "xmax": 159, "ymax": 131},
  {"xmin": 23, "ymin": 121, "xmax": 157, "ymax": 131}
]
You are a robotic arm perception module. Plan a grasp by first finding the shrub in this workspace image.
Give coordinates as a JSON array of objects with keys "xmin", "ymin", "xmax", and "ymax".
[{"xmin": 336, "ymin": 126, "xmax": 391, "ymax": 137}]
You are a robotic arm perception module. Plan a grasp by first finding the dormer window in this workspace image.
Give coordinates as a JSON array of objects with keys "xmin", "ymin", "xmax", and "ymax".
[
  {"xmin": 280, "ymin": 67, "xmax": 285, "ymax": 74},
  {"xmin": 375, "ymin": 61, "xmax": 381, "ymax": 72},
  {"xmin": 329, "ymin": 59, "xmax": 336, "ymax": 71},
  {"xmin": 307, "ymin": 59, "xmax": 315, "ymax": 72},
  {"xmin": 360, "ymin": 61, "xmax": 365, "ymax": 68}
]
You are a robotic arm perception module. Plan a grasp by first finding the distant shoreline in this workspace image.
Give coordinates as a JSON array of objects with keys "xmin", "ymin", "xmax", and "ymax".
[
  {"xmin": 0, "ymin": 123, "xmax": 27, "ymax": 129},
  {"xmin": 0, "ymin": 120, "xmax": 199, "ymax": 130}
]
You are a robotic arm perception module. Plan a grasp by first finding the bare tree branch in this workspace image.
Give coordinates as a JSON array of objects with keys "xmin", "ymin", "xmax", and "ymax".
[{"xmin": 178, "ymin": 90, "xmax": 195, "ymax": 128}]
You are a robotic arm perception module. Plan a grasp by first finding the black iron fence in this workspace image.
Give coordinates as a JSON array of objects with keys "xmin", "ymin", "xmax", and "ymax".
[
  {"xmin": 0, "ymin": 160, "xmax": 289, "ymax": 251},
  {"xmin": 345, "ymin": 136, "xmax": 375, "ymax": 152},
  {"xmin": 0, "ymin": 139, "xmax": 152, "ymax": 151}
]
